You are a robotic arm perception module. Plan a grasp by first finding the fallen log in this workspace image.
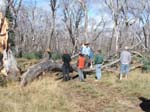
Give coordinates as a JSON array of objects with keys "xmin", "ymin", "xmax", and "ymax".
[
  {"xmin": 131, "ymin": 51, "xmax": 143, "ymax": 57},
  {"xmin": 21, "ymin": 58, "xmax": 143, "ymax": 87},
  {"xmin": 20, "ymin": 59, "xmax": 78, "ymax": 86},
  {"xmin": 83, "ymin": 59, "xmax": 120, "ymax": 72},
  {"xmin": 103, "ymin": 63, "xmax": 143, "ymax": 74},
  {"xmin": 20, "ymin": 51, "xmax": 144, "ymax": 86},
  {"xmin": 20, "ymin": 60, "xmax": 57, "ymax": 86},
  {"xmin": 71, "ymin": 53, "xmax": 79, "ymax": 59},
  {"xmin": 20, "ymin": 58, "xmax": 120, "ymax": 86},
  {"xmin": 130, "ymin": 63, "xmax": 143, "ymax": 71}
]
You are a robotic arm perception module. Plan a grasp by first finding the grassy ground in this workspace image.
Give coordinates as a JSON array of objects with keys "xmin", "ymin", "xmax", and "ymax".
[{"xmin": 0, "ymin": 68, "xmax": 150, "ymax": 112}]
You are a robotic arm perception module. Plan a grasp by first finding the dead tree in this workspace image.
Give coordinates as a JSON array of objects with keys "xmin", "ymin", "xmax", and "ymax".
[
  {"xmin": 78, "ymin": 0, "xmax": 88, "ymax": 41},
  {"xmin": 91, "ymin": 17, "xmax": 106, "ymax": 42},
  {"xmin": 127, "ymin": 0, "xmax": 150, "ymax": 52},
  {"xmin": 48, "ymin": 0, "xmax": 57, "ymax": 50},
  {"xmin": 62, "ymin": 0, "xmax": 84, "ymax": 54},
  {"xmin": 105, "ymin": 0, "xmax": 129, "ymax": 54},
  {"xmin": 0, "ymin": 3, "xmax": 20, "ymax": 80},
  {"xmin": 6, "ymin": 0, "xmax": 23, "ymax": 29}
]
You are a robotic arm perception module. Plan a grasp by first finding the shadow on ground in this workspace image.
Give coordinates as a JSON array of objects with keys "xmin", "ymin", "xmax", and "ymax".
[{"xmin": 139, "ymin": 97, "xmax": 150, "ymax": 112}]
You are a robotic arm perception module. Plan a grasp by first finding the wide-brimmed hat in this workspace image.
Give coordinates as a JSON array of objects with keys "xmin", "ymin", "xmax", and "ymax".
[{"xmin": 84, "ymin": 41, "xmax": 90, "ymax": 45}]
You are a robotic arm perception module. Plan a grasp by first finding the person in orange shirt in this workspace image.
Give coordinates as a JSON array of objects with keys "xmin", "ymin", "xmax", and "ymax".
[{"xmin": 77, "ymin": 53, "xmax": 86, "ymax": 81}]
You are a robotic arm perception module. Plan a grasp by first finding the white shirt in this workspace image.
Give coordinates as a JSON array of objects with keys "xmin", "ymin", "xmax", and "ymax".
[{"xmin": 82, "ymin": 46, "xmax": 91, "ymax": 56}]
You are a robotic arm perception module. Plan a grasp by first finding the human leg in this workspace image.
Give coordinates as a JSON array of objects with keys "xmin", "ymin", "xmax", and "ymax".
[
  {"xmin": 66, "ymin": 66, "xmax": 70, "ymax": 81},
  {"xmin": 62, "ymin": 64, "xmax": 68, "ymax": 81},
  {"xmin": 120, "ymin": 64, "xmax": 125, "ymax": 80},
  {"xmin": 95, "ymin": 64, "xmax": 102, "ymax": 80},
  {"xmin": 78, "ymin": 68, "xmax": 84, "ymax": 81},
  {"xmin": 125, "ymin": 64, "xmax": 129, "ymax": 79}
]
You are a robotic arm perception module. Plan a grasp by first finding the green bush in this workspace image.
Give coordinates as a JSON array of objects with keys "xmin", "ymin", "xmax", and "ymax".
[
  {"xmin": 22, "ymin": 52, "xmax": 43, "ymax": 59},
  {"xmin": 51, "ymin": 52, "xmax": 61, "ymax": 60},
  {"xmin": 22, "ymin": 51, "xmax": 62, "ymax": 60},
  {"xmin": 141, "ymin": 56, "xmax": 150, "ymax": 72}
]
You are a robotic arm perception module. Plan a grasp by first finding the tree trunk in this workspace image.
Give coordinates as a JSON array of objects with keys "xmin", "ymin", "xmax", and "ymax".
[
  {"xmin": 20, "ymin": 50, "xmax": 143, "ymax": 87},
  {"xmin": 20, "ymin": 59, "xmax": 77, "ymax": 86}
]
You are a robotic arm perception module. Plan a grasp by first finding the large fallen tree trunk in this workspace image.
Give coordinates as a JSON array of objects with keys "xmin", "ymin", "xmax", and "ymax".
[
  {"xmin": 21, "ymin": 58, "xmax": 143, "ymax": 86},
  {"xmin": 20, "ymin": 51, "xmax": 144, "ymax": 86},
  {"xmin": 83, "ymin": 59, "xmax": 120, "ymax": 73},
  {"xmin": 20, "ymin": 59, "xmax": 77, "ymax": 86},
  {"xmin": 21, "ymin": 58, "xmax": 119, "ymax": 86},
  {"xmin": 84, "ymin": 52, "xmax": 143, "ymax": 73},
  {"xmin": 20, "ymin": 60, "xmax": 58, "ymax": 86},
  {"xmin": 20, "ymin": 57, "xmax": 122, "ymax": 86},
  {"xmin": 102, "ymin": 63, "xmax": 143, "ymax": 74}
]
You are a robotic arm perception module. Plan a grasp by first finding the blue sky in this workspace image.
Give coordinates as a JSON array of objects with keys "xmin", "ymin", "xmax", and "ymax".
[
  {"xmin": 1, "ymin": 0, "xmax": 110, "ymax": 22},
  {"xmin": 23, "ymin": 0, "xmax": 50, "ymax": 9},
  {"xmin": 23, "ymin": 0, "xmax": 112, "ymax": 27},
  {"xmin": 23, "ymin": 0, "xmax": 104, "ymax": 17}
]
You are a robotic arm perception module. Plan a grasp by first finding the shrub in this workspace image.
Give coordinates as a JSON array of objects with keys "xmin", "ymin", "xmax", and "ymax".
[
  {"xmin": 22, "ymin": 52, "xmax": 43, "ymax": 59},
  {"xmin": 22, "ymin": 51, "xmax": 62, "ymax": 60},
  {"xmin": 51, "ymin": 52, "xmax": 61, "ymax": 60},
  {"xmin": 141, "ymin": 56, "xmax": 150, "ymax": 72}
]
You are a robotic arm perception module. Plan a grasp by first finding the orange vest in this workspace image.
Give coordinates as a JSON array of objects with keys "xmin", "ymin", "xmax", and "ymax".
[{"xmin": 77, "ymin": 56, "xmax": 85, "ymax": 69}]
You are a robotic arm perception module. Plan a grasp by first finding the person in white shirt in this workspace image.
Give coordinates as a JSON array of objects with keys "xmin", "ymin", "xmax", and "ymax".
[{"xmin": 81, "ymin": 42, "xmax": 91, "ymax": 68}]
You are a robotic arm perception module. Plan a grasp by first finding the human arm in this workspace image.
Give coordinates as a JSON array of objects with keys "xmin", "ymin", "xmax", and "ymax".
[
  {"xmin": 128, "ymin": 53, "xmax": 132, "ymax": 64},
  {"xmin": 93, "ymin": 55, "xmax": 97, "ymax": 65}
]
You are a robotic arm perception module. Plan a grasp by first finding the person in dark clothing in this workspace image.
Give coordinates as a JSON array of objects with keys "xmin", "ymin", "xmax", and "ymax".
[{"xmin": 62, "ymin": 49, "xmax": 71, "ymax": 81}]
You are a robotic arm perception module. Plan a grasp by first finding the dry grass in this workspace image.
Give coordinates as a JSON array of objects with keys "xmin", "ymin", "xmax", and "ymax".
[
  {"xmin": 0, "ymin": 76, "xmax": 73, "ymax": 112},
  {"xmin": 0, "ymin": 69, "xmax": 149, "ymax": 112}
]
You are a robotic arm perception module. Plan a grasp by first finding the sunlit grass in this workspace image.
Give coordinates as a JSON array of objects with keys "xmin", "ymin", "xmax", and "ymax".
[
  {"xmin": 0, "ymin": 77, "xmax": 72, "ymax": 112},
  {"xmin": 0, "ymin": 69, "xmax": 149, "ymax": 112}
]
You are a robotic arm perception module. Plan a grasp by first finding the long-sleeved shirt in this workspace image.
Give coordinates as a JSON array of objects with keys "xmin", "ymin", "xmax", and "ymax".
[
  {"xmin": 62, "ymin": 53, "xmax": 71, "ymax": 64},
  {"xmin": 82, "ymin": 46, "xmax": 91, "ymax": 56},
  {"xmin": 94, "ymin": 54, "xmax": 104, "ymax": 64},
  {"xmin": 120, "ymin": 50, "xmax": 131, "ymax": 64}
]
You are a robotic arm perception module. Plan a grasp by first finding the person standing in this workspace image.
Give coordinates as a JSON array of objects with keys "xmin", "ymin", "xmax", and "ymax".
[
  {"xmin": 62, "ymin": 49, "xmax": 71, "ymax": 81},
  {"xmin": 81, "ymin": 42, "xmax": 91, "ymax": 68},
  {"xmin": 77, "ymin": 53, "xmax": 85, "ymax": 81},
  {"xmin": 120, "ymin": 46, "xmax": 131, "ymax": 80},
  {"xmin": 94, "ymin": 50, "xmax": 104, "ymax": 80}
]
